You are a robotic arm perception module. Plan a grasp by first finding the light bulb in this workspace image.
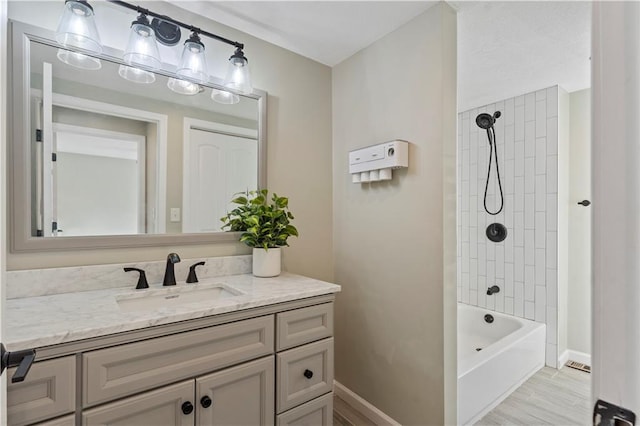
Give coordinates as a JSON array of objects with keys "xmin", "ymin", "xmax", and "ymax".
[
  {"xmin": 167, "ymin": 78, "xmax": 202, "ymax": 95},
  {"xmin": 211, "ymin": 89, "xmax": 240, "ymax": 105}
]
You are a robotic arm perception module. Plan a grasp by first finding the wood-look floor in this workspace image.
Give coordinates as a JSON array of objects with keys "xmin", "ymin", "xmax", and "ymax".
[{"xmin": 477, "ymin": 366, "xmax": 591, "ymax": 426}]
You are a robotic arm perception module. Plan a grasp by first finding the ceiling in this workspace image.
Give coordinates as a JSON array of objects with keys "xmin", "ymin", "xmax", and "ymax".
[{"xmin": 172, "ymin": 1, "xmax": 591, "ymax": 111}]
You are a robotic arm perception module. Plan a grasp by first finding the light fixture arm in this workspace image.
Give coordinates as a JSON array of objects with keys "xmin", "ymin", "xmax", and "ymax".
[{"xmin": 106, "ymin": 0, "xmax": 244, "ymax": 50}]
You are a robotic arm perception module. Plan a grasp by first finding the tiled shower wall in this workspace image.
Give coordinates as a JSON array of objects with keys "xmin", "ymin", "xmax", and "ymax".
[{"xmin": 457, "ymin": 86, "xmax": 560, "ymax": 367}]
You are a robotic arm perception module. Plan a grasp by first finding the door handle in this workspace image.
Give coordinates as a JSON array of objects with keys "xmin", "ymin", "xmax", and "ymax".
[{"xmin": 1, "ymin": 343, "xmax": 37, "ymax": 383}]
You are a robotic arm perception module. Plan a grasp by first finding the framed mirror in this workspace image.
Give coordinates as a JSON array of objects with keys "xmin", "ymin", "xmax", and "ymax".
[{"xmin": 9, "ymin": 21, "xmax": 267, "ymax": 252}]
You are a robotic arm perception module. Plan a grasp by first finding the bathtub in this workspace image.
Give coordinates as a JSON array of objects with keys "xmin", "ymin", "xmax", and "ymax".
[{"xmin": 457, "ymin": 303, "xmax": 546, "ymax": 425}]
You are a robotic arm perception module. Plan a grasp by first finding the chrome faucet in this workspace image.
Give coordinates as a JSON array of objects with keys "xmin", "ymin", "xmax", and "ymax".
[
  {"xmin": 486, "ymin": 285, "xmax": 500, "ymax": 296},
  {"xmin": 163, "ymin": 253, "xmax": 181, "ymax": 286}
]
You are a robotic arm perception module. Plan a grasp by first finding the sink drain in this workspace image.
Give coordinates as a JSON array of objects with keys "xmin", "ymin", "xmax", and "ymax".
[{"xmin": 476, "ymin": 348, "xmax": 482, "ymax": 352}]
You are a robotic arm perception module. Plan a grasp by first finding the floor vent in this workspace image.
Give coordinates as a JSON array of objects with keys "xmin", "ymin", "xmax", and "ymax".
[{"xmin": 566, "ymin": 360, "xmax": 591, "ymax": 373}]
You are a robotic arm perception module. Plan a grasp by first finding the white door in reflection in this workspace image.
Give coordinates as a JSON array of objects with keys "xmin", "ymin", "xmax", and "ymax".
[
  {"xmin": 52, "ymin": 124, "xmax": 146, "ymax": 236},
  {"xmin": 183, "ymin": 120, "xmax": 258, "ymax": 233}
]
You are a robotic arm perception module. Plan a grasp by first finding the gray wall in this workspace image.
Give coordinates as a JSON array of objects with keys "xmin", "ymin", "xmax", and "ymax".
[
  {"xmin": 332, "ymin": 4, "xmax": 457, "ymax": 424},
  {"xmin": 7, "ymin": 1, "xmax": 334, "ymax": 283},
  {"xmin": 568, "ymin": 88, "xmax": 591, "ymax": 355}
]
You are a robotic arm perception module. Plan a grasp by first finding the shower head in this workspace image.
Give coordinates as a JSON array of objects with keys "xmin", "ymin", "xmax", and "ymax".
[{"xmin": 475, "ymin": 111, "xmax": 501, "ymax": 130}]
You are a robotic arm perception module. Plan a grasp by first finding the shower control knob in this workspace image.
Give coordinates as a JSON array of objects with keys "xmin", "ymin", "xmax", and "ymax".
[{"xmin": 578, "ymin": 200, "xmax": 591, "ymax": 206}]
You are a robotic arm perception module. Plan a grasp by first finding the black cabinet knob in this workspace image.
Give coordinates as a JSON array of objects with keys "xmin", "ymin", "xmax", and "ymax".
[
  {"xmin": 181, "ymin": 401, "xmax": 194, "ymax": 415},
  {"xmin": 303, "ymin": 369, "xmax": 313, "ymax": 379},
  {"xmin": 578, "ymin": 200, "xmax": 591, "ymax": 206},
  {"xmin": 200, "ymin": 395, "xmax": 212, "ymax": 408}
]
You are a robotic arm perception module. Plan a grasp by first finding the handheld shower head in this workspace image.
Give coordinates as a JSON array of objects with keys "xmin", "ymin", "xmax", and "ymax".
[{"xmin": 475, "ymin": 111, "xmax": 501, "ymax": 130}]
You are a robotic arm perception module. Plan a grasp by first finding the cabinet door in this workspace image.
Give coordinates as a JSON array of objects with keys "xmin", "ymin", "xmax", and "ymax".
[
  {"xmin": 196, "ymin": 356, "xmax": 274, "ymax": 426},
  {"xmin": 82, "ymin": 381, "xmax": 194, "ymax": 426}
]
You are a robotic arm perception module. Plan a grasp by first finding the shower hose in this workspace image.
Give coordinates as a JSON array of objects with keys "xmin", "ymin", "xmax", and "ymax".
[{"xmin": 483, "ymin": 126, "xmax": 504, "ymax": 215}]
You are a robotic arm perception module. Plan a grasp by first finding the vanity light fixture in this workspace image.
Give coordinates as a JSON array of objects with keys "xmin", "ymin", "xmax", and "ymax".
[
  {"xmin": 123, "ymin": 13, "xmax": 161, "ymax": 71},
  {"xmin": 222, "ymin": 47, "xmax": 252, "ymax": 95},
  {"xmin": 176, "ymin": 32, "xmax": 208, "ymax": 84},
  {"xmin": 55, "ymin": 0, "xmax": 103, "ymax": 69},
  {"xmin": 167, "ymin": 78, "xmax": 203, "ymax": 95}
]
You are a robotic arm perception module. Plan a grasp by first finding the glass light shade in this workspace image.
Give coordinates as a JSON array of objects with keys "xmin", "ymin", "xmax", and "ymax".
[
  {"xmin": 167, "ymin": 78, "xmax": 202, "ymax": 95},
  {"xmin": 123, "ymin": 19, "xmax": 161, "ymax": 70},
  {"xmin": 118, "ymin": 65, "xmax": 156, "ymax": 84},
  {"xmin": 55, "ymin": 0, "xmax": 102, "ymax": 54},
  {"xmin": 222, "ymin": 53, "xmax": 252, "ymax": 94},
  {"xmin": 56, "ymin": 48, "xmax": 101, "ymax": 70},
  {"xmin": 176, "ymin": 36, "xmax": 208, "ymax": 84},
  {"xmin": 211, "ymin": 88, "xmax": 240, "ymax": 105}
]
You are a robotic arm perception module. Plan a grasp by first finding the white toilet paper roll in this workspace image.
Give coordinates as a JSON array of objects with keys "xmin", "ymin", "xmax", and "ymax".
[
  {"xmin": 369, "ymin": 169, "xmax": 380, "ymax": 181},
  {"xmin": 352, "ymin": 173, "xmax": 361, "ymax": 183},
  {"xmin": 379, "ymin": 168, "xmax": 393, "ymax": 180},
  {"xmin": 360, "ymin": 171, "xmax": 370, "ymax": 182}
]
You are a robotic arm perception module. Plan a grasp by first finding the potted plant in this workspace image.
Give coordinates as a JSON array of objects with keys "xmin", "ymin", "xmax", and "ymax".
[{"xmin": 221, "ymin": 189, "xmax": 299, "ymax": 277}]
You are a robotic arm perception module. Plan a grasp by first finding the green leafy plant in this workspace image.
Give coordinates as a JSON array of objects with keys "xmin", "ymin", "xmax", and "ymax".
[{"xmin": 221, "ymin": 189, "xmax": 299, "ymax": 249}]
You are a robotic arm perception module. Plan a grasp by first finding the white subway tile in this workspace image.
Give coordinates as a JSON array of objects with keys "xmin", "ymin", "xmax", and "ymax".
[
  {"xmin": 515, "ymin": 141, "xmax": 525, "ymax": 176},
  {"xmin": 535, "ymin": 249, "xmax": 546, "ymax": 286},
  {"xmin": 505, "ymin": 263, "xmax": 514, "ymax": 296},
  {"xmin": 525, "ymin": 158, "xmax": 535, "ymax": 193},
  {"xmin": 478, "ymin": 276, "xmax": 487, "ymax": 308},
  {"xmin": 514, "ymin": 212, "xmax": 524, "ymax": 246},
  {"xmin": 515, "ymin": 95, "xmax": 525, "ymax": 106},
  {"xmin": 525, "ymin": 92, "xmax": 536, "ymax": 122},
  {"xmin": 536, "ymin": 175, "xmax": 546, "ymax": 211},
  {"xmin": 470, "ymin": 230, "xmax": 477, "ymax": 259},
  {"xmin": 525, "ymin": 265, "xmax": 535, "ymax": 300},
  {"xmin": 535, "ymin": 100, "xmax": 547, "ymax": 137},
  {"xmin": 478, "ymin": 245, "xmax": 486, "ymax": 276},
  {"xmin": 514, "ymin": 282, "xmax": 524, "ymax": 317},
  {"xmin": 546, "ymin": 269, "xmax": 558, "ymax": 307},
  {"xmin": 487, "ymin": 239, "xmax": 495, "ymax": 261},
  {"xmin": 547, "ymin": 86, "xmax": 558, "ymax": 117},
  {"xmin": 462, "ymin": 242, "xmax": 469, "ymax": 272},
  {"xmin": 547, "ymin": 155, "xmax": 558, "ymax": 193},
  {"xmin": 462, "ymin": 111, "xmax": 470, "ymax": 121},
  {"xmin": 525, "ymin": 230, "xmax": 535, "ymax": 264},
  {"xmin": 469, "ymin": 289, "xmax": 478, "ymax": 305},
  {"xmin": 505, "ymin": 98, "xmax": 515, "ymax": 125},
  {"xmin": 525, "ymin": 301, "xmax": 535, "ymax": 320},
  {"xmin": 470, "ymin": 259, "xmax": 478, "ymax": 289},
  {"xmin": 515, "ymin": 177, "xmax": 525, "ymax": 211},
  {"xmin": 486, "ymin": 291, "xmax": 495, "ymax": 311},
  {"xmin": 505, "ymin": 159, "xmax": 514, "ymax": 194},
  {"xmin": 536, "ymin": 89, "xmax": 547, "ymax": 101},
  {"xmin": 505, "ymin": 229, "xmax": 514, "ymax": 263},
  {"xmin": 470, "ymin": 198, "xmax": 478, "ymax": 228},
  {"xmin": 535, "ymin": 212, "xmax": 546, "ymax": 249},
  {"xmin": 525, "ymin": 195, "xmax": 535, "ymax": 228},
  {"xmin": 535, "ymin": 138, "xmax": 547, "ymax": 174},
  {"xmin": 462, "ymin": 180, "xmax": 470, "ymax": 210},
  {"xmin": 470, "ymin": 143, "xmax": 478, "ymax": 166},
  {"xmin": 547, "ymin": 117, "xmax": 558, "ymax": 156},
  {"xmin": 525, "ymin": 121, "xmax": 535, "ymax": 157},
  {"xmin": 461, "ymin": 212, "xmax": 469, "ymax": 240},
  {"xmin": 504, "ymin": 297, "xmax": 514, "ymax": 315},
  {"xmin": 515, "ymin": 105, "xmax": 525, "ymax": 141},
  {"xmin": 535, "ymin": 286, "xmax": 546, "ymax": 322},
  {"xmin": 457, "ymin": 286, "xmax": 462, "ymax": 302},
  {"xmin": 487, "ymin": 260, "xmax": 495, "ymax": 284},
  {"xmin": 515, "ymin": 247, "xmax": 524, "ymax": 281},
  {"xmin": 546, "ymin": 343, "xmax": 558, "ymax": 367},
  {"xmin": 546, "ymin": 194, "xmax": 557, "ymax": 231},
  {"xmin": 462, "ymin": 118, "xmax": 470, "ymax": 149},
  {"xmin": 495, "ymin": 278, "xmax": 505, "ymax": 312},
  {"xmin": 470, "ymin": 166, "xmax": 478, "ymax": 195},
  {"xmin": 462, "ymin": 272, "xmax": 470, "ymax": 303},
  {"xmin": 546, "ymin": 232, "xmax": 558, "ymax": 269},
  {"xmin": 496, "ymin": 244, "xmax": 505, "ymax": 269}
]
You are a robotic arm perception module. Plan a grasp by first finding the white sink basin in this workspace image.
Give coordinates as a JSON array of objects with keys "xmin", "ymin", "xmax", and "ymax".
[{"xmin": 116, "ymin": 283, "xmax": 244, "ymax": 312}]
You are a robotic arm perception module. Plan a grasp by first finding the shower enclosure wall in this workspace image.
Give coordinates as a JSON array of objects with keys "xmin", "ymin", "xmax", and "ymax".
[{"xmin": 457, "ymin": 85, "xmax": 570, "ymax": 368}]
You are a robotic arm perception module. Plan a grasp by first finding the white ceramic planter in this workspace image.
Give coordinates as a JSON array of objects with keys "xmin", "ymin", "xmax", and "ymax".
[{"xmin": 252, "ymin": 247, "xmax": 281, "ymax": 277}]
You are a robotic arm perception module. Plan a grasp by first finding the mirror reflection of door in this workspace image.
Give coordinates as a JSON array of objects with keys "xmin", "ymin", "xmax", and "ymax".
[
  {"xmin": 183, "ymin": 119, "xmax": 258, "ymax": 233},
  {"xmin": 49, "ymin": 124, "xmax": 146, "ymax": 236}
]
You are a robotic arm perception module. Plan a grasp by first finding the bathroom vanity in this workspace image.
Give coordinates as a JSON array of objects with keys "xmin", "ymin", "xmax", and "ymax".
[{"xmin": 4, "ymin": 268, "xmax": 340, "ymax": 426}]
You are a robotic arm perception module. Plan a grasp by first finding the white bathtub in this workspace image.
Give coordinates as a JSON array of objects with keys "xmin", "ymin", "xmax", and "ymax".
[{"xmin": 457, "ymin": 303, "xmax": 546, "ymax": 425}]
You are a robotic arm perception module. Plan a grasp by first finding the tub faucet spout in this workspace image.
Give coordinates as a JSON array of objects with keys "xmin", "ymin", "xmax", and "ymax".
[{"xmin": 486, "ymin": 285, "xmax": 500, "ymax": 296}]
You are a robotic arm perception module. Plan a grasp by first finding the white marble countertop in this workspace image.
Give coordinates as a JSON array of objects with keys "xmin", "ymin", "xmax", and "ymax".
[{"xmin": 5, "ymin": 273, "xmax": 340, "ymax": 351}]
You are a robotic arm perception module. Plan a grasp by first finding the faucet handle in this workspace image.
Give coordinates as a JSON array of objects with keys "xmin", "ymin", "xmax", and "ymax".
[
  {"xmin": 186, "ymin": 261, "xmax": 206, "ymax": 283},
  {"xmin": 124, "ymin": 267, "xmax": 149, "ymax": 289}
]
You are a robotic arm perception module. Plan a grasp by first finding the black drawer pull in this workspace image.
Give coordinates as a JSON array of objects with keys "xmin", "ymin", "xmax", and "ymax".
[
  {"xmin": 201, "ymin": 395, "xmax": 212, "ymax": 408},
  {"xmin": 181, "ymin": 401, "xmax": 194, "ymax": 415},
  {"xmin": 303, "ymin": 369, "xmax": 313, "ymax": 379}
]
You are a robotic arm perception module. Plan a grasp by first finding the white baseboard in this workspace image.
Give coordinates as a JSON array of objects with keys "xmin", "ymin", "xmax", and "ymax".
[
  {"xmin": 559, "ymin": 349, "xmax": 592, "ymax": 368},
  {"xmin": 333, "ymin": 381, "xmax": 401, "ymax": 426}
]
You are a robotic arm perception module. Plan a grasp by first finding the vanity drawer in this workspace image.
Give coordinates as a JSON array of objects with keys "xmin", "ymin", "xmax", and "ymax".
[
  {"xmin": 277, "ymin": 303, "xmax": 333, "ymax": 350},
  {"xmin": 83, "ymin": 315, "xmax": 274, "ymax": 407},
  {"xmin": 277, "ymin": 338, "xmax": 334, "ymax": 413},
  {"xmin": 34, "ymin": 414, "xmax": 76, "ymax": 426},
  {"xmin": 277, "ymin": 393, "xmax": 333, "ymax": 426},
  {"xmin": 7, "ymin": 356, "xmax": 76, "ymax": 426}
]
